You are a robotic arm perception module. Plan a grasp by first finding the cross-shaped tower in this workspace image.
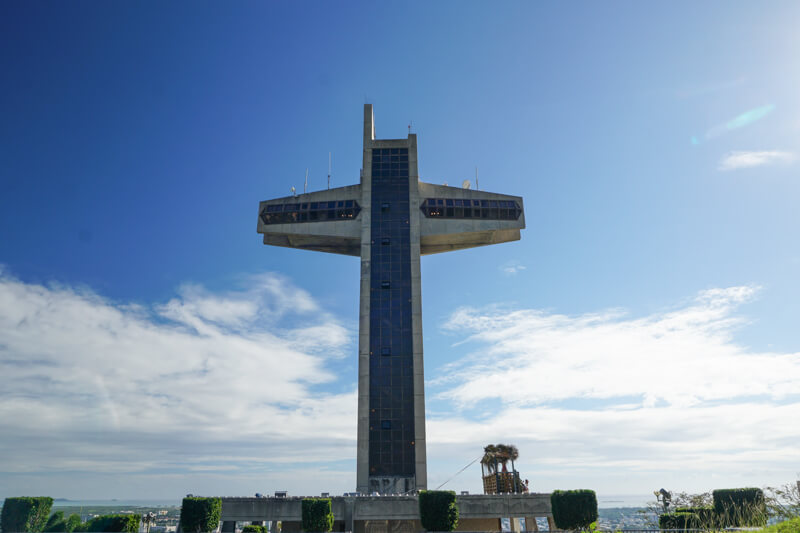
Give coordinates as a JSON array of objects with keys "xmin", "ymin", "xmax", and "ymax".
[{"xmin": 257, "ymin": 105, "xmax": 525, "ymax": 494}]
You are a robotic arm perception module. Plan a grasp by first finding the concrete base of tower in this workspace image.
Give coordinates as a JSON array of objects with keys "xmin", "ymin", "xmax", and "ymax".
[{"xmin": 220, "ymin": 494, "xmax": 553, "ymax": 533}]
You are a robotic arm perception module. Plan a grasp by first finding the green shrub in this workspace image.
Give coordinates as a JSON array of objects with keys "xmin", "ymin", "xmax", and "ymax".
[
  {"xmin": 418, "ymin": 491, "xmax": 458, "ymax": 532},
  {"xmin": 242, "ymin": 526, "xmax": 267, "ymax": 533},
  {"xmin": 713, "ymin": 488, "xmax": 767, "ymax": 527},
  {"xmin": 64, "ymin": 515, "xmax": 82, "ymax": 533},
  {"xmin": 83, "ymin": 514, "xmax": 140, "ymax": 533},
  {"xmin": 301, "ymin": 498, "xmax": 333, "ymax": 532},
  {"xmin": 44, "ymin": 511, "xmax": 66, "ymax": 532},
  {"xmin": 1, "ymin": 497, "xmax": 55, "ymax": 533},
  {"xmin": 659, "ymin": 512, "xmax": 701, "ymax": 530},
  {"xmin": 551, "ymin": 490, "xmax": 598, "ymax": 530},
  {"xmin": 674, "ymin": 506, "xmax": 715, "ymax": 527},
  {"xmin": 179, "ymin": 498, "xmax": 222, "ymax": 533}
]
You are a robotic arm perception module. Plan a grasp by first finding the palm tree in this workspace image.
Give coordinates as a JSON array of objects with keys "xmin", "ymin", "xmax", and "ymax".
[{"xmin": 481, "ymin": 444, "xmax": 499, "ymax": 475}]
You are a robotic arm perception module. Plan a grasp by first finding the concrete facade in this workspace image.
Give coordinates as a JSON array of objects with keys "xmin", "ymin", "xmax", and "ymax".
[
  {"xmin": 220, "ymin": 494, "xmax": 551, "ymax": 533},
  {"xmin": 257, "ymin": 105, "xmax": 525, "ymax": 494}
]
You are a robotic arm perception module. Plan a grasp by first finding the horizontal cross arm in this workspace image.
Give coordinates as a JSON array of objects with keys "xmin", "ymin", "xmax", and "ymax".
[
  {"xmin": 417, "ymin": 182, "xmax": 525, "ymax": 255},
  {"xmin": 257, "ymin": 184, "xmax": 362, "ymax": 256}
]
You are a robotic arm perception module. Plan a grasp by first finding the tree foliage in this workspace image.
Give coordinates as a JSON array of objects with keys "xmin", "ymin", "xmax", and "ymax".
[
  {"xmin": 418, "ymin": 491, "xmax": 459, "ymax": 532},
  {"xmin": 551, "ymin": 490, "xmax": 598, "ymax": 530},
  {"xmin": 301, "ymin": 498, "xmax": 333, "ymax": 532},
  {"xmin": 766, "ymin": 480, "xmax": 800, "ymax": 521},
  {"xmin": 1, "ymin": 497, "xmax": 55, "ymax": 533},
  {"xmin": 480, "ymin": 444, "xmax": 520, "ymax": 474},
  {"xmin": 44, "ymin": 512, "xmax": 66, "ymax": 532},
  {"xmin": 242, "ymin": 526, "xmax": 267, "ymax": 533},
  {"xmin": 179, "ymin": 498, "xmax": 222, "ymax": 533},
  {"xmin": 64, "ymin": 515, "xmax": 82, "ymax": 533},
  {"xmin": 640, "ymin": 491, "xmax": 713, "ymax": 528},
  {"xmin": 83, "ymin": 514, "xmax": 140, "ymax": 533}
]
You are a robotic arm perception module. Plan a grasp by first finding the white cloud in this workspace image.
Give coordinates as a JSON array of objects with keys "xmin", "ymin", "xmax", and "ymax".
[
  {"xmin": 428, "ymin": 286, "xmax": 800, "ymax": 494},
  {"xmin": 501, "ymin": 261, "xmax": 526, "ymax": 275},
  {"xmin": 0, "ymin": 270, "xmax": 357, "ymax": 496},
  {"xmin": 3, "ymin": 271, "xmax": 800, "ymax": 498},
  {"xmin": 718, "ymin": 150, "xmax": 796, "ymax": 171},
  {"xmin": 438, "ymin": 285, "xmax": 800, "ymax": 408}
]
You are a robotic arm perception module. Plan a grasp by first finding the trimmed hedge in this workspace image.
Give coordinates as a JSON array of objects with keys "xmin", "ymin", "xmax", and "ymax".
[
  {"xmin": 673, "ymin": 507, "xmax": 715, "ymax": 527},
  {"xmin": 84, "ymin": 514, "xmax": 140, "ymax": 533},
  {"xmin": 44, "ymin": 512, "xmax": 66, "ymax": 532},
  {"xmin": 1, "ymin": 497, "xmax": 55, "ymax": 533},
  {"xmin": 242, "ymin": 526, "xmax": 267, "ymax": 533},
  {"xmin": 179, "ymin": 498, "xmax": 222, "ymax": 533},
  {"xmin": 659, "ymin": 512, "xmax": 701, "ymax": 530},
  {"xmin": 418, "ymin": 491, "xmax": 459, "ymax": 532},
  {"xmin": 713, "ymin": 488, "xmax": 766, "ymax": 527},
  {"xmin": 65, "ymin": 515, "xmax": 82, "ymax": 533},
  {"xmin": 301, "ymin": 498, "xmax": 333, "ymax": 532},
  {"xmin": 551, "ymin": 490, "xmax": 598, "ymax": 530}
]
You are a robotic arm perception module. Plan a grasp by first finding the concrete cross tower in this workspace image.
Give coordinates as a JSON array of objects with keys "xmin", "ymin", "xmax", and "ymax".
[{"xmin": 257, "ymin": 105, "xmax": 525, "ymax": 495}]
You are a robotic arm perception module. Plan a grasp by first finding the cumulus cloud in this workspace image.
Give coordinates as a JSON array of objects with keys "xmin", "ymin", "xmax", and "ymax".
[
  {"xmin": 4, "ymin": 271, "xmax": 799, "ymax": 497},
  {"xmin": 501, "ymin": 261, "xmax": 526, "ymax": 276},
  {"xmin": 0, "ymin": 270, "xmax": 357, "ymax": 495},
  {"xmin": 718, "ymin": 150, "xmax": 796, "ymax": 171},
  {"xmin": 427, "ymin": 286, "xmax": 800, "ymax": 492}
]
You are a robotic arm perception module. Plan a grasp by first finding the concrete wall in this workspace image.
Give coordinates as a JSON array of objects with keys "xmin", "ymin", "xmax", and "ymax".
[{"xmin": 220, "ymin": 494, "xmax": 552, "ymax": 529}]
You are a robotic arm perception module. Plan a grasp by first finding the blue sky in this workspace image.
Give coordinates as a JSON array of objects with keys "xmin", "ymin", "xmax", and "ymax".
[{"xmin": 1, "ymin": 2, "xmax": 799, "ymax": 501}]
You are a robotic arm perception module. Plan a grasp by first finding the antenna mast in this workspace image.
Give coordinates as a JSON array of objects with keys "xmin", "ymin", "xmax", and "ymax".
[
  {"xmin": 475, "ymin": 167, "xmax": 479, "ymax": 190},
  {"xmin": 304, "ymin": 168, "xmax": 308, "ymax": 194},
  {"xmin": 328, "ymin": 152, "xmax": 331, "ymax": 190}
]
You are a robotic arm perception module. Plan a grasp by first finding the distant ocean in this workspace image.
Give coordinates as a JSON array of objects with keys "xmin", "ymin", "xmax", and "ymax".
[
  {"xmin": 596, "ymin": 494, "xmax": 650, "ymax": 508},
  {"xmin": 45, "ymin": 494, "xmax": 649, "ymax": 509},
  {"xmin": 52, "ymin": 499, "xmax": 180, "ymax": 508}
]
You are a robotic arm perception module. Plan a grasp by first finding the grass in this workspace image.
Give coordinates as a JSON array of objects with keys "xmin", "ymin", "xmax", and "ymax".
[{"xmin": 755, "ymin": 517, "xmax": 800, "ymax": 533}]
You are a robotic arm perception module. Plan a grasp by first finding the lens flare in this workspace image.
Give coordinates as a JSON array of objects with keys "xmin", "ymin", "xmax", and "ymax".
[
  {"xmin": 725, "ymin": 104, "xmax": 775, "ymax": 130},
  {"xmin": 693, "ymin": 104, "xmax": 776, "ymax": 145}
]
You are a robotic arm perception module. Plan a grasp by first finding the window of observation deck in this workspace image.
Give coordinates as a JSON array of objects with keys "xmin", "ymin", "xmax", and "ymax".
[
  {"xmin": 259, "ymin": 200, "xmax": 361, "ymax": 225},
  {"xmin": 420, "ymin": 198, "xmax": 521, "ymax": 220}
]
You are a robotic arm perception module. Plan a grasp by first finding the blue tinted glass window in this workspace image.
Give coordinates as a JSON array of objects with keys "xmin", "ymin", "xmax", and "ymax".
[{"xmin": 369, "ymin": 147, "xmax": 414, "ymax": 477}]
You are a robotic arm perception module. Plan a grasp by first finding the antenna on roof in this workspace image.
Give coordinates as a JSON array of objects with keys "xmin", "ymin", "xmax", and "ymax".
[
  {"xmin": 408, "ymin": 121, "xmax": 412, "ymax": 135},
  {"xmin": 462, "ymin": 179, "xmax": 471, "ymax": 189},
  {"xmin": 304, "ymin": 168, "xmax": 308, "ymax": 194},
  {"xmin": 291, "ymin": 186, "xmax": 296, "ymax": 197},
  {"xmin": 475, "ymin": 167, "xmax": 479, "ymax": 190},
  {"xmin": 328, "ymin": 152, "xmax": 332, "ymax": 190}
]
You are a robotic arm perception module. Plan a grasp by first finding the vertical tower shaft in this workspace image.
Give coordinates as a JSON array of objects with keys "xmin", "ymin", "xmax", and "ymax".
[{"xmin": 357, "ymin": 104, "xmax": 427, "ymax": 494}]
